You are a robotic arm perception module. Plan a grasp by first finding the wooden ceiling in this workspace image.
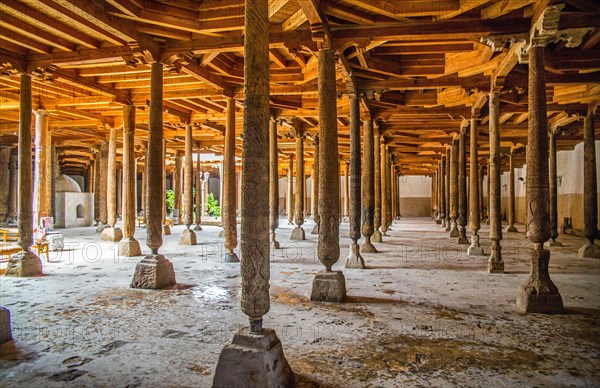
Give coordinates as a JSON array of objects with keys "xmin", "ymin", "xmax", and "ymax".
[{"xmin": 0, "ymin": 0, "xmax": 599, "ymax": 176}]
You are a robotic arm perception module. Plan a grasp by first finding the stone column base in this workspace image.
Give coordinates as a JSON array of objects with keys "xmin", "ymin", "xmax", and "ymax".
[
  {"xmin": 310, "ymin": 224, "xmax": 319, "ymax": 235},
  {"xmin": 1, "ymin": 307, "xmax": 12, "ymax": 344},
  {"xmin": 372, "ymin": 229, "xmax": 382, "ymax": 243},
  {"xmin": 290, "ymin": 226, "xmax": 305, "ymax": 241},
  {"xmin": 549, "ymin": 240, "xmax": 563, "ymax": 247},
  {"xmin": 218, "ymin": 229, "xmax": 225, "ymax": 238},
  {"xmin": 449, "ymin": 222, "xmax": 459, "ymax": 238},
  {"xmin": 118, "ymin": 237, "xmax": 142, "ymax": 257},
  {"xmin": 310, "ymin": 270, "xmax": 346, "ymax": 302},
  {"xmin": 179, "ymin": 228, "xmax": 197, "ymax": 245},
  {"xmin": 361, "ymin": 237, "xmax": 378, "ymax": 253},
  {"xmin": 5, "ymin": 251, "xmax": 42, "ymax": 277},
  {"xmin": 96, "ymin": 223, "xmax": 109, "ymax": 233},
  {"xmin": 435, "ymin": 218, "xmax": 442, "ymax": 225},
  {"xmin": 345, "ymin": 243, "xmax": 365, "ymax": 269},
  {"xmin": 130, "ymin": 254, "xmax": 176, "ymax": 289},
  {"xmin": 444, "ymin": 220, "xmax": 451, "ymax": 232},
  {"xmin": 516, "ymin": 249, "xmax": 564, "ymax": 314},
  {"xmin": 578, "ymin": 243, "xmax": 600, "ymax": 259},
  {"xmin": 487, "ymin": 243, "xmax": 504, "ymax": 274},
  {"xmin": 213, "ymin": 327, "xmax": 295, "ymax": 388},
  {"xmin": 193, "ymin": 224, "xmax": 202, "ymax": 231},
  {"xmin": 505, "ymin": 225, "xmax": 518, "ymax": 233},
  {"xmin": 467, "ymin": 234, "xmax": 485, "ymax": 256},
  {"xmin": 457, "ymin": 227, "xmax": 469, "ymax": 244},
  {"xmin": 163, "ymin": 225, "xmax": 171, "ymax": 235},
  {"xmin": 224, "ymin": 250, "xmax": 240, "ymax": 263},
  {"xmin": 271, "ymin": 232, "xmax": 280, "ymax": 250},
  {"xmin": 441, "ymin": 219, "xmax": 447, "ymax": 228},
  {"xmin": 101, "ymin": 227, "xmax": 123, "ymax": 242}
]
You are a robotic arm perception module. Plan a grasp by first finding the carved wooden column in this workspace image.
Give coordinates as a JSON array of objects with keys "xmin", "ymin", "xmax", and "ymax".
[
  {"xmin": 360, "ymin": 119, "xmax": 377, "ymax": 253},
  {"xmin": 311, "ymin": 137, "xmax": 319, "ymax": 234},
  {"xmin": 310, "ymin": 48, "xmax": 345, "ymax": 302},
  {"xmin": 506, "ymin": 151, "xmax": 518, "ymax": 233},
  {"xmin": 131, "ymin": 62, "xmax": 176, "ymax": 290},
  {"xmin": 269, "ymin": 119, "xmax": 280, "ymax": 249},
  {"xmin": 194, "ymin": 142, "xmax": 202, "ymax": 231},
  {"xmin": 445, "ymin": 147, "xmax": 451, "ymax": 231},
  {"xmin": 6, "ymin": 74, "xmax": 42, "ymax": 276},
  {"xmin": 345, "ymin": 93, "xmax": 365, "ymax": 268},
  {"xmin": 291, "ymin": 129, "xmax": 306, "ymax": 240},
  {"xmin": 101, "ymin": 125, "xmax": 123, "ymax": 242},
  {"xmin": 7, "ymin": 150, "xmax": 18, "ymax": 222},
  {"xmin": 549, "ymin": 130, "xmax": 562, "ymax": 246},
  {"xmin": 0, "ymin": 147, "xmax": 10, "ymax": 223},
  {"xmin": 457, "ymin": 127, "xmax": 468, "ymax": 244},
  {"xmin": 384, "ymin": 146, "xmax": 393, "ymax": 232},
  {"xmin": 485, "ymin": 163, "xmax": 491, "ymax": 224},
  {"xmin": 118, "ymin": 105, "xmax": 142, "ymax": 256},
  {"xmin": 93, "ymin": 153, "xmax": 100, "ymax": 225},
  {"xmin": 373, "ymin": 124, "xmax": 382, "ymax": 242},
  {"xmin": 179, "ymin": 123, "xmax": 197, "ymax": 245},
  {"xmin": 213, "ymin": 0, "xmax": 293, "ymax": 384},
  {"xmin": 516, "ymin": 44, "xmax": 563, "ymax": 313},
  {"xmin": 161, "ymin": 141, "xmax": 171, "ymax": 236},
  {"xmin": 439, "ymin": 155, "xmax": 447, "ymax": 228},
  {"xmin": 287, "ymin": 154, "xmax": 294, "ymax": 225},
  {"xmin": 222, "ymin": 97, "xmax": 238, "ymax": 260},
  {"xmin": 432, "ymin": 171, "xmax": 437, "ymax": 221},
  {"xmin": 449, "ymin": 140, "xmax": 459, "ymax": 237},
  {"xmin": 578, "ymin": 112, "xmax": 600, "ymax": 258},
  {"xmin": 33, "ymin": 110, "xmax": 51, "ymax": 227},
  {"xmin": 468, "ymin": 118, "xmax": 484, "ymax": 255},
  {"xmin": 343, "ymin": 161, "xmax": 350, "ymax": 222},
  {"xmin": 173, "ymin": 154, "xmax": 182, "ymax": 221},
  {"xmin": 479, "ymin": 165, "xmax": 485, "ymax": 223},
  {"xmin": 391, "ymin": 161, "xmax": 397, "ymax": 221},
  {"xmin": 487, "ymin": 91, "xmax": 504, "ymax": 273},
  {"xmin": 96, "ymin": 140, "xmax": 109, "ymax": 231}
]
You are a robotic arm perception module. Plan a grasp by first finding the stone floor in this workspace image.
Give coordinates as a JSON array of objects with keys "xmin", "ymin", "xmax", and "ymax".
[{"xmin": 0, "ymin": 217, "xmax": 599, "ymax": 387}]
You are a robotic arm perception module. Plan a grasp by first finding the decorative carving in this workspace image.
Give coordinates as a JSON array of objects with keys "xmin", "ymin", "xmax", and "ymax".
[
  {"xmin": 531, "ymin": 4, "xmax": 564, "ymax": 47},
  {"xmin": 31, "ymin": 65, "xmax": 58, "ymax": 82}
]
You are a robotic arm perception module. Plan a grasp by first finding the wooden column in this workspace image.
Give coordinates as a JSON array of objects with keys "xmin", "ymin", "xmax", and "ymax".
[
  {"xmin": 101, "ymin": 124, "xmax": 123, "ymax": 241},
  {"xmin": 516, "ymin": 44, "xmax": 563, "ymax": 313},
  {"xmin": 479, "ymin": 165, "xmax": 485, "ymax": 223},
  {"xmin": 222, "ymin": 97, "xmax": 238, "ymax": 260},
  {"xmin": 8, "ymin": 149, "xmax": 18, "ymax": 222},
  {"xmin": 311, "ymin": 47, "xmax": 345, "ymax": 302},
  {"xmin": 179, "ymin": 122, "xmax": 197, "ymax": 245},
  {"xmin": 373, "ymin": 124, "xmax": 382, "ymax": 242},
  {"xmin": 269, "ymin": 119, "xmax": 280, "ymax": 249},
  {"xmin": 194, "ymin": 142, "xmax": 202, "ymax": 231},
  {"xmin": 93, "ymin": 153, "xmax": 100, "ymax": 224},
  {"xmin": 287, "ymin": 154, "xmax": 294, "ymax": 225},
  {"xmin": 549, "ymin": 131, "xmax": 561, "ymax": 246},
  {"xmin": 118, "ymin": 105, "xmax": 141, "ymax": 256},
  {"xmin": 468, "ymin": 118, "xmax": 484, "ymax": 255},
  {"xmin": 131, "ymin": 62, "xmax": 176, "ymax": 290},
  {"xmin": 0, "ymin": 147, "xmax": 10, "ymax": 223},
  {"xmin": 506, "ymin": 152, "xmax": 518, "ymax": 233},
  {"xmin": 487, "ymin": 91, "xmax": 504, "ymax": 273},
  {"xmin": 449, "ymin": 140, "xmax": 459, "ymax": 237},
  {"xmin": 385, "ymin": 148, "xmax": 393, "ymax": 231},
  {"xmin": 391, "ymin": 160, "xmax": 397, "ymax": 221},
  {"xmin": 380, "ymin": 142, "xmax": 390, "ymax": 235},
  {"xmin": 578, "ymin": 113, "xmax": 600, "ymax": 258},
  {"xmin": 96, "ymin": 140, "xmax": 109, "ymax": 231},
  {"xmin": 33, "ymin": 110, "xmax": 51, "ymax": 227},
  {"xmin": 311, "ymin": 137, "xmax": 319, "ymax": 234},
  {"xmin": 162, "ymin": 140, "xmax": 170, "ymax": 235},
  {"xmin": 6, "ymin": 74, "xmax": 42, "ymax": 276},
  {"xmin": 439, "ymin": 155, "xmax": 446, "ymax": 228},
  {"xmin": 173, "ymin": 154, "xmax": 182, "ymax": 220},
  {"xmin": 291, "ymin": 129, "xmax": 306, "ymax": 240},
  {"xmin": 444, "ymin": 147, "xmax": 451, "ymax": 231},
  {"xmin": 457, "ymin": 127, "xmax": 468, "ymax": 244},
  {"xmin": 116, "ymin": 167, "xmax": 122, "ymax": 218},
  {"xmin": 345, "ymin": 93, "xmax": 365, "ymax": 268}
]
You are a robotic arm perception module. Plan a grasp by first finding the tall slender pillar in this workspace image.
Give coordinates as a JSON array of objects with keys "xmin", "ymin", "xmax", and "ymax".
[
  {"xmin": 373, "ymin": 125, "xmax": 383, "ymax": 242},
  {"xmin": 445, "ymin": 147, "xmax": 451, "ymax": 231},
  {"xmin": 506, "ymin": 152, "xmax": 518, "ymax": 233},
  {"xmin": 7, "ymin": 150, "xmax": 18, "ymax": 222},
  {"xmin": 435, "ymin": 161, "xmax": 442, "ymax": 224},
  {"xmin": 578, "ymin": 113, "xmax": 600, "ymax": 258},
  {"xmin": 457, "ymin": 128, "xmax": 468, "ymax": 244},
  {"xmin": 93, "ymin": 153, "xmax": 100, "ymax": 225},
  {"xmin": 213, "ymin": 0, "xmax": 293, "ymax": 383},
  {"xmin": 479, "ymin": 165, "xmax": 485, "ymax": 223},
  {"xmin": 383, "ymin": 146, "xmax": 393, "ymax": 232},
  {"xmin": 449, "ymin": 140, "xmax": 459, "ymax": 237},
  {"xmin": 173, "ymin": 154, "xmax": 182, "ymax": 220},
  {"xmin": 310, "ymin": 48, "xmax": 345, "ymax": 302},
  {"xmin": 33, "ymin": 110, "xmax": 51, "ymax": 227},
  {"xmin": 270, "ymin": 119, "xmax": 280, "ymax": 249},
  {"xmin": 118, "ymin": 105, "xmax": 142, "ymax": 256},
  {"xmin": 439, "ymin": 156, "xmax": 446, "ymax": 228},
  {"xmin": 116, "ymin": 167, "xmax": 122, "ymax": 218},
  {"xmin": 360, "ymin": 119, "xmax": 377, "ymax": 253},
  {"xmin": 194, "ymin": 142, "xmax": 203, "ymax": 231},
  {"xmin": 391, "ymin": 163, "xmax": 397, "ymax": 221},
  {"xmin": 0, "ymin": 147, "xmax": 10, "ymax": 223},
  {"xmin": 162, "ymin": 141, "xmax": 171, "ymax": 235},
  {"xmin": 311, "ymin": 138, "xmax": 320, "ymax": 234},
  {"xmin": 101, "ymin": 125, "xmax": 123, "ymax": 241},
  {"xmin": 291, "ymin": 129, "xmax": 306, "ymax": 240},
  {"xmin": 485, "ymin": 164, "xmax": 491, "ymax": 224},
  {"xmin": 222, "ymin": 97, "xmax": 239, "ymax": 261},
  {"xmin": 549, "ymin": 131, "xmax": 562, "ymax": 246},
  {"xmin": 488, "ymin": 91, "xmax": 504, "ymax": 273},
  {"xmin": 287, "ymin": 154, "xmax": 294, "ymax": 225},
  {"xmin": 342, "ymin": 161, "xmax": 350, "ymax": 222},
  {"xmin": 517, "ymin": 44, "xmax": 563, "ymax": 313},
  {"xmin": 345, "ymin": 93, "xmax": 365, "ymax": 268},
  {"xmin": 179, "ymin": 123, "xmax": 197, "ymax": 245},
  {"xmin": 131, "ymin": 62, "xmax": 176, "ymax": 290},
  {"xmin": 96, "ymin": 140, "xmax": 109, "ymax": 232},
  {"xmin": 6, "ymin": 74, "xmax": 42, "ymax": 276},
  {"xmin": 468, "ymin": 118, "xmax": 484, "ymax": 255}
]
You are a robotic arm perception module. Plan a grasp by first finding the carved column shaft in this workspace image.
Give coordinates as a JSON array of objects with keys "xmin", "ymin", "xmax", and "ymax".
[
  {"xmin": 183, "ymin": 123, "xmax": 194, "ymax": 227},
  {"xmin": 582, "ymin": 114, "xmax": 598, "ymax": 245},
  {"xmin": 488, "ymin": 91, "xmax": 504, "ymax": 272},
  {"xmin": 195, "ymin": 142, "xmax": 202, "ymax": 229},
  {"xmin": 269, "ymin": 119, "xmax": 280, "ymax": 247},
  {"xmin": 549, "ymin": 131, "xmax": 559, "ymax": 242},
  {"xmin": 287, "ymin": 154, "xmax": 294, "ymax": 224},
  {"xmin": 373, "ymin": 125, "xmax": 382, "ymax": 232},
  {"xmin": 384, "ymin": 147, "xmax": 392, "ymax": 231},
  {"xmin": 173, "ymin": 154, "xmax": 182, "ymax": 216},
  {"xmin": 17, "ymin": 74, "xmax": 33, "ymax": 250},
  {"xmin": 223, "ymin": 97, "xmax": 238, "ymax": 254},
  {"xmin": 349, "ymin": 95, "xmax": 361, "ymax": 243},
  {"xmin": 469, "ymin": 118, "xmax": 480, "ymax": 233},
  {"xmin": 0, "ymin": 147, "xmax": 10, "ymax": 222},
  {"xmin": 457, "ymin": 128, "xmax": 468, "ymax": 243},
  {"xmin": 449, "ymin": 140, "xmax": 459, "ymax": 236},
  {"xmin": 343, "ymin": 162, "xmax": 350, "ymax": 220},
  {"xmin": 122, "ymin": 105, "xmax": 136, "ymax": 239},
  {"xmin": 294, "ymin": 132, "xmax": 305, "ymax": 227},
  {"xmin": 8, "ymin": 150, "xmax": 17, "ymax": 220},
  {"xmin": 440, "ymin": 155, "xmax": 446, "ymax": 223},
  {"xmin": 361, "ymin": 119, "xmax": 376, "ymax": 251},
  {"xmin": 107, "ymin": 125, "xmax": 118, "ymax": 227},
  {"xmin": 33, "ymin": 110, "xmax": 51, "ymax": 225},
  {"xmin": 97, "ymin": 141, "xmax": 109, "ymax": 226},
  {"xmin": 507, "ymin": 152, "xmax": 517, "ymax": 232},
  {"xmin": 445, "ymin": 148, "xmax": 451, "ymax": 228}
]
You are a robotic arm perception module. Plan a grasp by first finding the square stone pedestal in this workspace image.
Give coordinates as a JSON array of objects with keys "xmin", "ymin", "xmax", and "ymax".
[
  {"xmin": 345, "ymin": 243, "xmax": 365, "ymax": 269},
  {"xmin": 578, "ymin": 243, "xmax": 600, "ymax": 259},
  {"xmin": 467, "ymin": 235, "xmax": 485, "ymax": 256},
  {"xmin": 310, "ymin": 270, "xmax": 346, "ymax": 302},
  {"xmin": 0, "ymin": 307, "xmax": 12, "ymax": 344},
  {"xmin": 213, "ymin": 327, "xmax": 295, "ymax": 388},
  {"xmin": 372, "ymin": 229, "xmax": 382, "ymax": 243},
  {"xmin": 179, "ymin": 228, "xmax": 197, "ymax": 245},
  {"xmin": 223, "ymin": 250, "xmax": 240, "ymax": 263},
  {"xmin": 516, "ymin": 249, "xmax": 564, "ymax": 314},
  {"xmin": 163, "ymin": 225, "xmax": 171, "ymax": 235},
  {"xmin": 5, "ymin": 251, "xmax": 42, "ymax": 277},
  {"xmin": 118, "ymin": 237, "xmax": 142, "ymax": 257},
  {"xmin": 290, "ymin": 226, "xmax": 305, "ymax": 240},
  {"xmin": 101, "ymin": 227, "xmax": 123, "ymax": 242},
  {"xmin": 130, "ymin": 254, "xmax": 176, "ymax": 289},
  {"xmin": 310, "ymin": 224, "xmax": 319, "ymax": 235}
]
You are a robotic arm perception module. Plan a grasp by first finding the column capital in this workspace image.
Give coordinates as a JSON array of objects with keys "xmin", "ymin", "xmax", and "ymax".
[{"xmin": 33, "ymin": 109, "xmax": 50, "ymax": 117}]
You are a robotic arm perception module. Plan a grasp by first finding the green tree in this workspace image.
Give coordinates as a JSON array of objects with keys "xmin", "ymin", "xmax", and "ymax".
[
  {"xmin": 166, "ymin": 189, "xmax": 174, "ymax": 215},
  {"xmin": 206, "ymin": 192, "xmax": 220, "ymax": 218}
]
